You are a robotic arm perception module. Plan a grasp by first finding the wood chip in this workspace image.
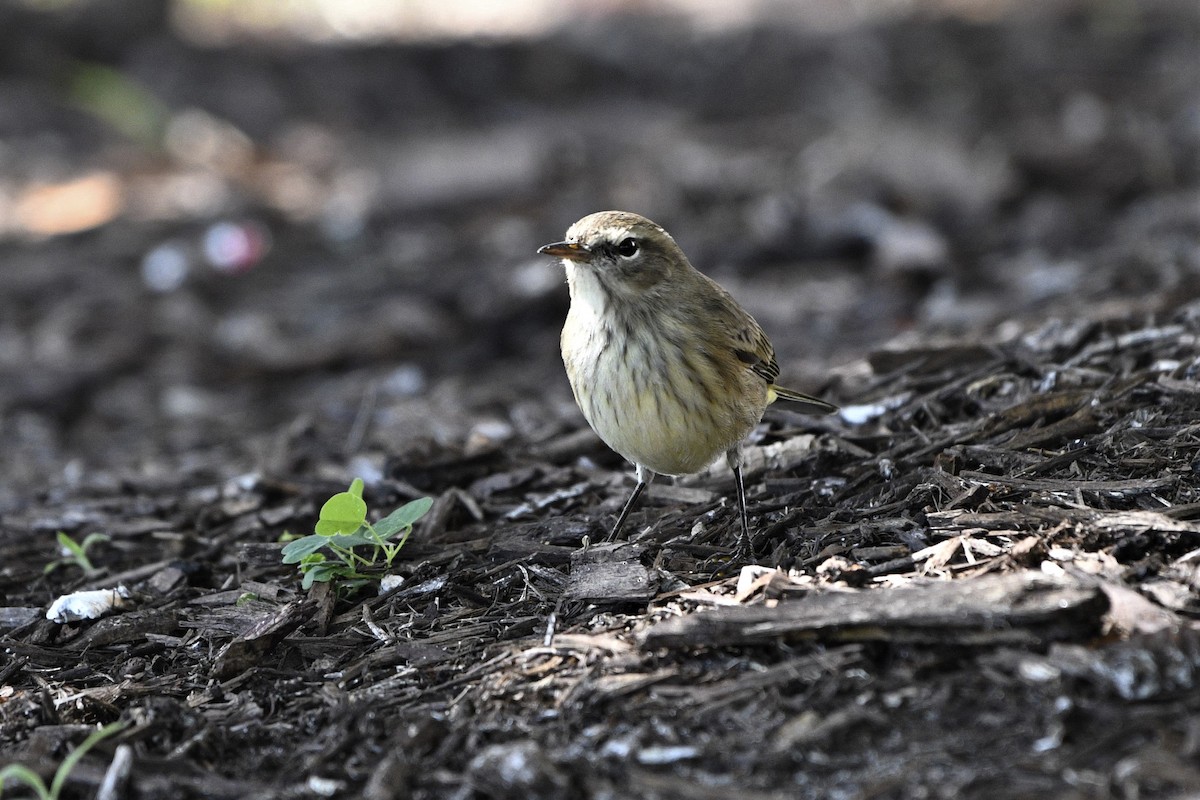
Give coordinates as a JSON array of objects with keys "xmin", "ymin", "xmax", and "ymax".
[
  {"xmin": 211, "ymin": 600, "xmax": 316, "ymax": 679},
  {"xmin": 563, "ymin": 544, "xmax": 658, "ymax": 604},
  {"xmin": 640, "ymin": 572, "xmax": 1108, "ymax": 648}
]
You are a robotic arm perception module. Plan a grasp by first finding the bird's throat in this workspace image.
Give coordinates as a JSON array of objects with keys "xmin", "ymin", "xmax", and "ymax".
[{"xmin": 565, "ymin": 263, "xmax": 612, "ymax": 316}]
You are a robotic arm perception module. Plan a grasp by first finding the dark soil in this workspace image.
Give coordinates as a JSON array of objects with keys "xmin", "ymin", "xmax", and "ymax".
[{"xmin": 3, "ymin": 1, "xmax": 1200, "ymax": 798}]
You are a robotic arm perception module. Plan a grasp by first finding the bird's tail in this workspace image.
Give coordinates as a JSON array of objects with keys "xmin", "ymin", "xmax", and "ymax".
[{"xmin": 768, "ymin": 385, "xmax": 839, "ymax": 415}]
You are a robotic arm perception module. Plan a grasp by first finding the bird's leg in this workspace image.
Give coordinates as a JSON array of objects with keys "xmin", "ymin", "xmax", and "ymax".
[
  {"xmin": 726, "ymin": 447, "xmax": 753, "ymax": 560},
  {"xmin": 606, "ymin": 464, "xmax": 655, "ymax": 542}
]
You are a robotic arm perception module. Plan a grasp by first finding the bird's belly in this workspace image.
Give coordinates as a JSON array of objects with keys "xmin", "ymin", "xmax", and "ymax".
[{"xmin": 562, "ymin": 318, "xmax": 764, "ymax": 476}]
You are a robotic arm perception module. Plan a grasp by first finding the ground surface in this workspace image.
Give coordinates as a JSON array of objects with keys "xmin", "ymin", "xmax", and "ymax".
[{"xmin": 2, "ymin": 1, "xmax": 1200, "ymax": 797}]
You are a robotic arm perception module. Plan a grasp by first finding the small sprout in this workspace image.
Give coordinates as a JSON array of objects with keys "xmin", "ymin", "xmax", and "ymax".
[
  {"xmin": 0, "ymin": 721, "xmax": 124, "ymax": 800},
  {"xmin": 44, "ymin": 531, "xmax": 110, "ymax": 576},
  {"xmin": 281, "ymin": 479, "xmax": 431, "ymax": 594}
]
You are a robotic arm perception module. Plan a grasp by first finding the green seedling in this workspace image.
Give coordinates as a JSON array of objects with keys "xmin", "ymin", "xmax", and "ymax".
[
  {"xmin": 281, "ymin": 478, "xmax": 432, "ymax": 591},
  {"xmin": 69, "ymin": 63, "xmax": 167, "ymax": 145},
  {"xmin": 44, "ymin": 531, "xmax": 110, "ymax": 575},
  {"xmin": 0, "ymin": 721, "xmax": 124, "ymax": 800}
]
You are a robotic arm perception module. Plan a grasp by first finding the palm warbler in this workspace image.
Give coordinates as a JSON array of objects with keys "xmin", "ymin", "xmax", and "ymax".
[{"xmin": 538, "ymin": 210, "xmax": 837, "ymax": 555}]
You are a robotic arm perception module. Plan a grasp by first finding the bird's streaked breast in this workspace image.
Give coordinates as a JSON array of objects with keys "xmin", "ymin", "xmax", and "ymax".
[{"xmin": 560, "ymin": 269, "xmax": 766, "ymax": 476}]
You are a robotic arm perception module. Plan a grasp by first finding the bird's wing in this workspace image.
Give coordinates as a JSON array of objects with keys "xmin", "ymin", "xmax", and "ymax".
[
  {"xmin": 709, "ymin": 278, "xmax": 839, "ymax": 415},
  {"xmin": 731, "ymin": 334, "xmax": 781, "ymax": 385}
]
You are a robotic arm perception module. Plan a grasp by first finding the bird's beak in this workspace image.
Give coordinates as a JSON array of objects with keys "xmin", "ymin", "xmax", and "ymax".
[{"xmin": 537, "ymin": 241, "xmax": 591, "ymax": 262}]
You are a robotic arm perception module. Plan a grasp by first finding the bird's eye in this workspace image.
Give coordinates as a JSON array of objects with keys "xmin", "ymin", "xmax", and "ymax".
[{"xmin": 615, "ymin": 238, "xmax": 639, "ymax": 257}]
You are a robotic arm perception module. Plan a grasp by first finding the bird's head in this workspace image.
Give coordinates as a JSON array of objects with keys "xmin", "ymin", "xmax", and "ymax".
[{"xmin": 538, "ymin": 211, "xmax": 688, "ymax": 296}]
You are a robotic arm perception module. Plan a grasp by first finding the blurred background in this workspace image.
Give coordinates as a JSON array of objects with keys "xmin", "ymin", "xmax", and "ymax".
[{"xmin": 1, "ymin": 0, "xmax": 1198, "ymax": 510}]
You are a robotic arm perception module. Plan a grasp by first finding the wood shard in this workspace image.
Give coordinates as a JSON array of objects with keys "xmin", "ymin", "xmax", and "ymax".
[
  {"xmin": 928, "ymin": 507, "xmax": 1200, "ymax": 537},
  {"xmin": 640, "ymin": 572, "xmax": 1109, "ymax": 649},
  {"xmin": 211, "ymin": 600, "xmax": 316, "ymax": 679},
  {"xmin": 564, "ymin": 545, "xmax": 658, "ymax": 604}
]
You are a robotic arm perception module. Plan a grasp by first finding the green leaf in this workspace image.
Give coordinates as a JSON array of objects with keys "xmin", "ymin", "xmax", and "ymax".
[
  {"xmin": 324, "ymin": 529, "xmax": 375, "ymax": 549},
  {"xmin": 56, "ymin": 531, "xmax": 86, "ymax": 560},
  {"xmin": 335, "ymin": 577, "xmax": 373, "ymax": 595},
  {"xmin": 285, "ymin": 531, "xmax": 377, "ymax": 561},
  {"xmin": 69, "ymin": 63, "xmax": 167, "ymax": 145},
  {"xmin": 349, "ymin": 477, "xmax": 365, "ymax": 498},
  {"xmin": 79, "ymin": 533, "xmax": 110, "ymax": 551},
  {"xmin": 373, "ymin": 497, "xmax": 433, "ymax": 540},
  {"xmin": 281, "ymin": 535, "xmax": 328, "ymax": 563},
  {"xmin": 315, "ymin": 490, "xmax": 368, "ymax": 536},
  {"xmin": 0, "ymin": 763, "xmax": 50, "ymax": 799},
  {"xmin": 301, "ymin": 562, "xmax": 345, "ymax": 589},
  {"xmin": 51, "ymin": 723, "xmax": 124, "ymax": 798}
]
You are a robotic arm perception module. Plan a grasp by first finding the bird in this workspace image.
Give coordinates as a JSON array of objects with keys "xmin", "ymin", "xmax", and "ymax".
[{"xmin": 538, "ymin": 210, "xmax": 837, "ymax": 556}]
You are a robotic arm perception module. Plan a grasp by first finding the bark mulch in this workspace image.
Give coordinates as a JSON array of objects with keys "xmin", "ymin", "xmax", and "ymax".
[
  {"xmin": 4, "ymin": 312, "xmax": 1200, "ymax": 799},
  {"xmin": 3, "ymin": 1, "xmax": 1200, "ymax": 797}
]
